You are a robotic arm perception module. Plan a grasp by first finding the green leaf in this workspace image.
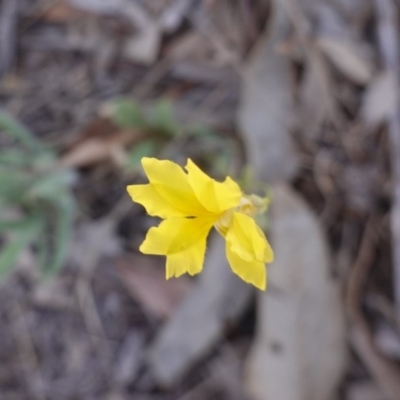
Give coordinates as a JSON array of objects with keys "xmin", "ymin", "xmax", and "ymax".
[
  {"xmin": 35, "ymin": 229, "xmax": 49, "ymax": 275},
  {"xmin": 188, "ymin": 125, "xmax": 218, "ymax": 138},
  {"xmin": 0, "ymin": 168, "xmax": 30, "ymax": 204},
  {"xmin": 0, "ymin": 109, "xmax": 42, "ymax": 151},
  {"xmin": 109, "ymin": 99, "xmax": 147, "ymax": 129},
  {"xmin": 0, "ymin": 149, "xmax": 32, "ymax": 166},
  {"xmin": 26, "ymin": 169, "xmax": 75, "ymax": 203},
  {"xmin": 42, "ymin": 196, "xmax": 74, "ymax": 275},
  {"xmin": 0, "ymin": 215, "xmax": 43, "ymax": 278},
  {"xmin": 0, "ymin": 218, "xmax": 34, "ymax": 234},
  {"xmin": 151, "ymin": 100, "xmax": 179, "ymax": 137},
  {"xmin": 32, "ymin": 151, "xmax": 57, "ymax": 170},
  {"xmin": 126, "ymin": 140, "xmax": 158, "ymax": 169},
  {"xmin": 212, "ymin": 152, "xmax": 231, "ymax": 177}
]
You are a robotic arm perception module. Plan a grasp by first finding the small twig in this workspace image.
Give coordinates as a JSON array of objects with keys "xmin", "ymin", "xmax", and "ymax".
[
  {"xmin": 346, "ymin": 218, "xmax": 377, "ymax": 320},
  {"xmin": 0, "ymin": 0, "xmax": 19, "ymax": 76},
  {"xmin": 12, "ymin": 303, "xmax": 46, "ymax": 400},
  {"xmin": 374, "ymin": 0, "xmax": 400, "ymax": 321},
  {"xmin": 346, "ymin": 217, "xmax": 400, "ymax": 400}
]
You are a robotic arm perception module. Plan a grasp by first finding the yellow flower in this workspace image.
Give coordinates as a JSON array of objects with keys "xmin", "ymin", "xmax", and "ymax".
[{"xmin": 127, "ymin": 158, "xmax": 274, "ymax": 290}]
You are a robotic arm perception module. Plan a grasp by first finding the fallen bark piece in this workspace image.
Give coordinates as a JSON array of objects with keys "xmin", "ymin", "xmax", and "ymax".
[
  {"xmin": 147, "ymin": 235, "xmax": 253, "ymax": 387},
  {"xmin": 238, "ymin": 0, "xmax": 299, "ymax": 183},
  {"xmin": 245, "ymin": 184, "xmax": 346, "ymax": 400}
]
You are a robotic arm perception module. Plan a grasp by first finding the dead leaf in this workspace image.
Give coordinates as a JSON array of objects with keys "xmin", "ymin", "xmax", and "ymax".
[
  {"xmin": 59, "ymin": 117, "xmax": 145, "ymax": 168},
  {"xmin": 117, "ymin": 255, "xmax": 193, "ymax": 319},
  {"xmin": 347, "ymin": 382, "xmax": 390, "ymax": 400},
  {"xmin": 66, "ymin": 117, "xmax": 119, "ymax": 145},
  {"xmin": 41, "ymin": 2, "xmax": 91, "ymax": 22},
  {"xmin": 335, "ymin": 0, "xmax": 372, "ymax": 25},
  {"xmin": 374, "ymin": 324, "xmax": 400, "ymax": 360},
  {"xmin": 244, "ymin": 184, "xmax": 346, "ymax": 400},
  {"xmin": 59, "ymin": 131, "xmax": 134, "ymax": 168},
  {"xmin": 317, "ymin": 36, "xmax": 373, "ymax": 84},
  {"xmin": 297, "ymin": 47, "xmax": 337, "ymax": 136},
  {"xmin": 362, "ymin": 71, "xmax": 397, "ymax": 127}
]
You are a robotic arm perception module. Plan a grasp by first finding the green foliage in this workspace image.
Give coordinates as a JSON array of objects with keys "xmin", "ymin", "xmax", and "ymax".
[
  {"xmin": 0, "ymin": 110, "xmax": 42, "ymax": 151},
  {"xmin": 109, "ymin": 99, "xmax": 147, "ymax": 130},
  {"xmin": 0, "ymin": 110, "xmax": 75, "ymax": 278},
  {"xmin": 151, "ymin": 100, "xmax": 180, "ymax": 137},
  {"xmin": 108, "ymin": 98, "xmax": 180, "ymax": 137},
  {"xmin": 0, "ymin": 215, "xmax": 43, "ymax": 277},
  {"xmin": 107, "ymin": 97, "xmax": 238, "ymax": 177},
  {"xmin": 126, "ymin": 140, "xmax": 159, "ymax": 170}
]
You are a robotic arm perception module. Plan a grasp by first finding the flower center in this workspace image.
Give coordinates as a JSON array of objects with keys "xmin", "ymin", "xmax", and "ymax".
[
  {"xmin": 214, "ymin": 195, "xmax": 264, "ymax": 236},
  {"xmin": 214, "ymin": 208, "xmax": 233, "ymax": 237}
]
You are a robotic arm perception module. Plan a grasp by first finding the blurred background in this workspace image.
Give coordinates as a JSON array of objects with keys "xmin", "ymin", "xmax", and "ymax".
[{"xmin": 0, "ymin": 0, "xmax": 399, "ymax": 399}]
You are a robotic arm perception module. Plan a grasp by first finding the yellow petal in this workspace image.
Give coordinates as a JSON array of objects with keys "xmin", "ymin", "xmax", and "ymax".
[
  {"xmin": 139, "ymin": 216, "xmax": 215, "ymax": 256},
  {"xmin": 255, "ymin": 225, "xmax": 274, "ymax": 263},
  {"xmin": 226, "ymin": 245, "xmax": 267, "ymax": 290},
  {"xmin": 141, "ymin": 157, "xmax": 206, "ymax": 216},
  {"xmin": 225, "ymin": 212, "xmax": 273, "ymax": 262},
  {"xmin": 166, "ymin": 239, "xmax": 206, "ymax": 278},
  {"xmin": 185, "ymin": 159, "xmax": 242, "ymax": 214},
  {"xmin": 127, "ymin": 184, "xmax": 190, "ymax": 218}
]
